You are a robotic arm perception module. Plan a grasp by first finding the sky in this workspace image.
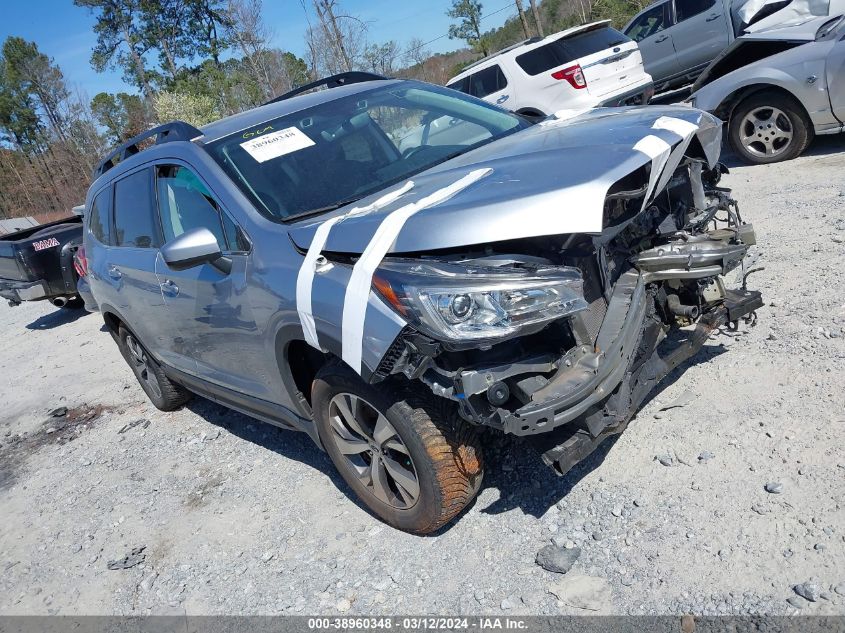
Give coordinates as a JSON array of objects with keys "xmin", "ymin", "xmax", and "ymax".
[{"xmin": 0, "ymin": 0, "xmax": 517, "ymax": 99}]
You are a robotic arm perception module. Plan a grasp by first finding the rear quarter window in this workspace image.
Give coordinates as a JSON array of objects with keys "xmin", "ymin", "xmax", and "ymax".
[
  {"xmin": 446, "ymin": 77, "xmax": 470, "ymax": 94},
  {"xmin": 516, "ymin": 27, "xmax": 632, "ymax": 75},
  {"xmin": 88, "ymin": 189, "xmax": 110, "ymax": 244}
]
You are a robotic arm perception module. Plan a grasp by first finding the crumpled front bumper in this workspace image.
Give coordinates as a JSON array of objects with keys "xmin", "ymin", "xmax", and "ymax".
[{"xmin": 527, "ymin": 284, "xmax": 761, "ymax": 476}]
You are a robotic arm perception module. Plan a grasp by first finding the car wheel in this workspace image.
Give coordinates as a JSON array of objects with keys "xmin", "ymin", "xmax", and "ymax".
[
  {"xmin": 729, "ymin": 91, "xmax": 812, "ymax": 164},
  {"xmin": 117, "ymin": 325, "xmax": 191, "ymax": 411},
  {"xmin": 63, "ymin": 297, "xmax": 85, "ymax": 310},
  {"xmin": 312, "ymin": 363, "xmax": 484, "ymax": 534}
]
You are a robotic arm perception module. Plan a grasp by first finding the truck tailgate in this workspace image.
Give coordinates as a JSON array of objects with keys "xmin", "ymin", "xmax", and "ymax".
[{"xmin": 0, "ymin": 242, "xmax": 28, "ymax": 281}]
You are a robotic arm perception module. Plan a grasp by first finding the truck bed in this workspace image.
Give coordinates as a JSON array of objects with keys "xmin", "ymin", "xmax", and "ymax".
[
  {"xmin": 0, "ymin": 216, "xmax": 83, "ymax": 304},
  {"xmin": 0, "ymin": 216, "xmax": 82, "ymax": 281}
]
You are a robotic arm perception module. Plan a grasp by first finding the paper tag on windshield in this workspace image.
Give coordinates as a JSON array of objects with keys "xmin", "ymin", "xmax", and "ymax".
[{"xmin": 240, "ymin": 127, "xmax": 315, "ymax": 162}]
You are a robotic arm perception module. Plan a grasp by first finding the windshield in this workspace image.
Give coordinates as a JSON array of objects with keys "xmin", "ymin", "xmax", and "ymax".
[{"xmin": 205, "ymin": 82, "xmax": 525, "ymax": 222}]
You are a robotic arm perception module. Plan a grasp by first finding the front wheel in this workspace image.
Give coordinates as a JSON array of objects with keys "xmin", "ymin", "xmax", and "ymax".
[
  {"xmin": 312, "ymin": 363, "xmax": 484, "ymax": 534},
  {"xmin": 728, "ymin": 91, "xmax": 812, "ymax": 164}
]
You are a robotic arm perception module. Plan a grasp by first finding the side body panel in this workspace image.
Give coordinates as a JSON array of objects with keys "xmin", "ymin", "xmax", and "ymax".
[
  {"xmin": 825, "ymin": 35, "xmax": 845, "ymax": 124},
  {"xmin": 625, "ymin": 1, "xmax": 684, "ymax": 83},
  {"xmin": 670, "ymin": 0, "xmax": 732, "ymax": 74},
  {"xmin": 691, "ymin": 40, "xmax": 840, "ymax": 130}
]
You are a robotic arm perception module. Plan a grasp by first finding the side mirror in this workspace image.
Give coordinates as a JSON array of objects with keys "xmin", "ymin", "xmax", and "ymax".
[{"xmin": 161, "ymin": 227, "xmax": 229, "ymax": 273}]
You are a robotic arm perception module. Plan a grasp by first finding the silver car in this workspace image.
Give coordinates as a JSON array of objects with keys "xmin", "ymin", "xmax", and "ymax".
[
  {"xmin": 688, "ymin": 14, "xmax": 845, "ymax": 163},
  {"xmin": 82, "ymin": 74, "xmax": 761, "ymax": 533}
]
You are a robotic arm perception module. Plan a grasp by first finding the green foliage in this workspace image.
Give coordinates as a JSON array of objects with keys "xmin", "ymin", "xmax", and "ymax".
[
  {"xmin": 91, "ymin": 92, "xmax": 147, "ymax": 143},
  {"xmin": 153, "ymin": 90, "xmax": 221, "ymax": 127},
  {"xmin": 447, "ymin": 0, "xmax": 490, "ymax": 56}
]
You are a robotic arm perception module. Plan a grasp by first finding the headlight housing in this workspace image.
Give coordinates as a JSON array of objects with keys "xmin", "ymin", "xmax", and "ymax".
[{"xmin": 372, "ymin": 259, "xmax": 588, "ymax": 343}]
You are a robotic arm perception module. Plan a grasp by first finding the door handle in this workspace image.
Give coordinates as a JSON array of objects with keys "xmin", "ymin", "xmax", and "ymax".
[
  {"xmin": 705, "ymin": 13, "xmax": 720, "ymax": 21},
  {"xmin": 108, "ymin": 265, "xmax": 122, "ymax": 280},
  {"xmin": 160, "ymin": 279, "xmax": 179, "ymax": 297},
  {"xmin": 655, "ymin": 35, "xmax": 669, "ymax": 43},
  {"xmin": 496, "ymin": 94, "xmax": 509, "ymax": 104}
]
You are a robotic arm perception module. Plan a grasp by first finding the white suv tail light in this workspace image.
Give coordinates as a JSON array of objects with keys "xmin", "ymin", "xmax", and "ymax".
[{"xmin": 551, "ymin": 64, "xmax": 587, "ymax": 90}]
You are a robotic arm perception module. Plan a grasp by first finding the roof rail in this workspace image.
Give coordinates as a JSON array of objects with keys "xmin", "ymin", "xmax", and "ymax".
[
  {"xmin": 263, "ymin": 71, "xmax": 387, "ymax": 106},
  {"xmin": 93, "ymin": 121, "xmax": 203, "ymax": 179}
]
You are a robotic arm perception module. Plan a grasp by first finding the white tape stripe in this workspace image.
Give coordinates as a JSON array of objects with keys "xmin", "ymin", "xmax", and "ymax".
[
  {"xmin": 296, "ymin": 215, "xmax": 343, "ymax": 350},
  {"xmin": 341, "ymin": 168, "xmax": 493, "ymax": 374},
  {"xmin": 633, "ymin": 135, "xmax": 672, "ymax": 213},
  {"xmin": 344, "ymin": 180, "xmax": 415, "ymax": 219},
  {"xmin": 651, "ymin": 117, "xmax": 698, "ymax": 197},
  {"xmin": 296, "ymin": 181, "xmax": 415, "ymax": 350},
  {"xmin": 652, "ymin": 116, "xmax": 699, "ymax": 138}
]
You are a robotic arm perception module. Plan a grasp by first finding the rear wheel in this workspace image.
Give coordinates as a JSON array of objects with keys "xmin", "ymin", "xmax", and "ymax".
[
  {"xmin": 729, "ymin": 91, "xmax": 812, "ymax": 164},
  {"xmin": 63, "ymin": 297, "xmax": 85, "ymax": 310},
  {"xmin": 117, "ymin": 326, "xmax": 191, "ymax": 411},
  {"xmin": 312, "ymin": 363, "xmax": 484, "ymax": 534}
]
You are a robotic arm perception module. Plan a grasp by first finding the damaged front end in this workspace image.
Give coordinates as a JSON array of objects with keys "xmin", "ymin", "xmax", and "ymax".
[{"xmin": 371, "ymin": 158, "xmax": 763, "ymax": 477}]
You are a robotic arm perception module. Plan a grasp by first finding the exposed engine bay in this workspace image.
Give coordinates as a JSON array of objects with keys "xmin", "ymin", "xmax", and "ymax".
[{"xmin": 371, "ymin": 158, "xmax": 763, "ymax": 476}]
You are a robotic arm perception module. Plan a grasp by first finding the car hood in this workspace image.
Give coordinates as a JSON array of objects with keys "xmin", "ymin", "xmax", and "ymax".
[{"xmin": 288, "ymin": 105, "xmax": 722, "ymax": 255}]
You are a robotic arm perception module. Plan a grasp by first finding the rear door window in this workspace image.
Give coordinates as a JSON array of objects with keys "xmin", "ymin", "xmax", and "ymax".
[
  {"xmin": 88, "ymin": 189, "xmax": 110, "ymax": 244},
  {"xmin": 468, "ymin": 65, "xmax": 508, "ymax": 98},
  {"xmin": 516, "ymin": 27, "xmax": 631, "ymax": 75},
  {"xmin": 113, "ymin": 168, "xmax": 161, "ymax": 249},
  {"xmin": 675, "ymin": 0, "xmax": 716, "ymax": 21},
  {"xmin": 625, "ymin": 3, "xmax": 672, "ymax": 42}
]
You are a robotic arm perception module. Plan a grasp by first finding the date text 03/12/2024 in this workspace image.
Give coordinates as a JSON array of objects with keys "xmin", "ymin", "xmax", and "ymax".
[{"xmin": 307, "ymin": 617, "xmax": 528, "ymax": 630}]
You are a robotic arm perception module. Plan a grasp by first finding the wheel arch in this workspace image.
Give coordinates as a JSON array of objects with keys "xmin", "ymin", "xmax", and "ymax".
[
  {"xmin": 714, "ymin": 83, "xmax": 810, "ymax": 127},
  {"xmin": 515, "ymin": 107, "xmax": 546, "ymax": 122},
  {"xmin": 274, "ymin": 324, "xmax": 336, "ymax": 418}
]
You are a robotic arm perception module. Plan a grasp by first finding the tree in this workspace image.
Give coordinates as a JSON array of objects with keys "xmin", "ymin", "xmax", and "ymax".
[
  {"xmin": 2, "ymin": 38, "xmax": 71, "ymax": 145},
  {"xmin": 153, "ymin": 90, "xmax": 220, "ymax": 126},
  {"xmin": 91, "ymin": 91, "xmax": 146, "ymax": 143},
  {"xmin": 75, "ymin": 0, "xmax": 155, "ymax": 98},
  {"xmin": 447, "ymin": 0, "xmax": 489, "ymax": 56},
  {"xmin": 189, "ymin": 0, "xmax": 230, "ymax": 65},
  {"xmin": 363, "ymin": 40, "xmax": 401, "ymax": 76},
  {"xmin": 514, "ymin": 0, "xmax": 531, "ymax": 38},
  {"xmin": 304, "ymin": 0, "xmax": 368, "ymax": 77},
  {"xmin": 403, "ymin": 38, "xmax": 432, "ymax": 81},
  {"xmin": 139, "ymin": 0, "xmax": 196, "ymax": 81},
  {"xmin": 528, "ymin": 0, "xmax": 544, "ymax": 36}
]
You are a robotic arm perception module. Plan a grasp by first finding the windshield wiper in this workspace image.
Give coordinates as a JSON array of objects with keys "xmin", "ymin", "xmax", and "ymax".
[{"xmin": 283, "ymin": 196, "xmax": 365, "ymax": 223}]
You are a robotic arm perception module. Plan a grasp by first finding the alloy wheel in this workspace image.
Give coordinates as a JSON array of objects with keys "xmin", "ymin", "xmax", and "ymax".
[
  {"xmin": 739, "ymin": 106, "xmax": 794, "ymax": 159},
  {"xmin": 327, "ymin": 393, "xmax": 420, "ymax": 509},
  {"xmin": 125, "ymin": 334, "xmax": 163, "ymax": 400}
]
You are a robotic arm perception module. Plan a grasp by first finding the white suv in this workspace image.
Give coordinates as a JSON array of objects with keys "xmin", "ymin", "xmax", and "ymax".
[{"xmin": 447, "ymin": 21, "xmax": 654, "ymax": 119}]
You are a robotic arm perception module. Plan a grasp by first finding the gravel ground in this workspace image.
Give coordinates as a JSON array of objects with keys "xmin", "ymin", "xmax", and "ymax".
[{"xmin": 1, "ymin": 136, "xmax": 844, "ymax": 616}]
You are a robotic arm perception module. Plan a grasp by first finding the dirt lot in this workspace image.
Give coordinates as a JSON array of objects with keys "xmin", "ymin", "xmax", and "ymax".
[{"xmin": 1, "ymin": 137, "xmax": 844, "ymax": 616}]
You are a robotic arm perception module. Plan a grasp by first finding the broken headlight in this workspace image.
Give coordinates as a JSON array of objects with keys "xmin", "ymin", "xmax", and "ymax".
[{"xmin": 372, "ymin": 259, "xmax": 588, "ymax": 342}]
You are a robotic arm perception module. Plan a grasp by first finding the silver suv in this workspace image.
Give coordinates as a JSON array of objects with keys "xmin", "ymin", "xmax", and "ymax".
[{"xmin": 83, "ymin": 74, "xmax": 762, "ymax": 534}]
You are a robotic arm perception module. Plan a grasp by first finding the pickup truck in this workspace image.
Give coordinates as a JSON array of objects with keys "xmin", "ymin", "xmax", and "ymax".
[
  {"xmin": 0, "ymin": 215, "xmax": 85, "ymax": 309},
  {"xmin": 623, "ymin": 0, "xmax": 845, "ymax": 90}
]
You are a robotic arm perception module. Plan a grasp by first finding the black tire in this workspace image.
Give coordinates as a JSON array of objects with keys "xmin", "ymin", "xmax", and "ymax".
[
  {"xmin": 728, "ymin": 91, "xmax": 813, "ymax": 164},
  {"xmin": 312, "ymin": 363, "xmax": 484, "ymax": 534},
  {"xmin": 116, "ymin": 325, "xmax": 191, "ymax": 411},
  {"xmin": 63, "ymin": 297, "xmax": 85, "ymax": 310}
]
